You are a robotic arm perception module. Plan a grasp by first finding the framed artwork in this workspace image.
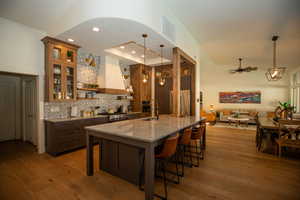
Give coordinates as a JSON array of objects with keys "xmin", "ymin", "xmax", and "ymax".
[{"xmin": 219, "ymin": 91, "xmax": 261, "ymax": 104}]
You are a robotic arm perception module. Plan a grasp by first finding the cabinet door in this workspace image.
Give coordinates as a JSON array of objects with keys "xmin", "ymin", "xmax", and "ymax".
[
  {"xmin": 63, "ymin": 65, "xmax": 76, "ymax": 100},
  {"xmin": 51, "ymin": 63, "xmax": 64, "ymax": 100}
]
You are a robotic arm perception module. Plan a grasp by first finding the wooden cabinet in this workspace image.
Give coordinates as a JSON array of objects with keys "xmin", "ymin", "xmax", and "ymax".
[
  {"xmin": 45, "ymin": 117, "xmax": 108, "ymax": 156},
  {"xmin": 42, "ymin": 36, "xmax": 80, "ymax": 102},
  {"xmin": 130, "ymin": 64, "xmax": 152, "ymax": 112},
  {"xmin": 101, "ymin": 140, "xmax": 142, "ymax": 185}
]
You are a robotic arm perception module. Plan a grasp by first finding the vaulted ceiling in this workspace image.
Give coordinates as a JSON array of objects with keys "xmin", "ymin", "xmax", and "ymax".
[
  {"xmin": 1, "ymin": 0, "xmax": 299, "ymax": 69},
  {"xmin": 166, "ymin": 0, "xmax": 300, "ymax": 69}
]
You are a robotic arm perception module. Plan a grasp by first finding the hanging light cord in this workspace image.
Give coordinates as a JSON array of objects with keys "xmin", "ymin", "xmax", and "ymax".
[
  {"xmin": 160, "ymin": 45, "xmax": 163, "ymax": 65},
  {"xmin": 273, "ymin": 36, "xmax": 278, "ymax": 68},
  {"xmin": 144, "ymin": 36, "xmax": 146, "ymax": 67}
]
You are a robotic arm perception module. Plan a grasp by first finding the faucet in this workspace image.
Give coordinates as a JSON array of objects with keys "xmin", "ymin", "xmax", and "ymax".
[{"xmin": 155, "ymin": 102, "xmax": 159, "ymax": 120}]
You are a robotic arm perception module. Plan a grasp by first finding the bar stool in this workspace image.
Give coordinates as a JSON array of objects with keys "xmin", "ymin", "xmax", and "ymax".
[
  {"xmin": 178, "ymin": 128, "xmax": 193, "ymax": 177},
  {"xmin": 139, "ymin": 134, "xmax": 179, "ymax": 200},
  {"xmin": 190, "ymin": 123, "xmax": 205, "ymax": 167}
]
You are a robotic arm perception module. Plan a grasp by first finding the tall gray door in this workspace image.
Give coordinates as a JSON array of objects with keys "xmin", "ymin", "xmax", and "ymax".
[
  {"xmin": 0, "ymin": 74, "xmax": 21, "ymax": 141},
  {"xmin": 23, "ymin": 78, "xmax": 37, "ymax": 144}
]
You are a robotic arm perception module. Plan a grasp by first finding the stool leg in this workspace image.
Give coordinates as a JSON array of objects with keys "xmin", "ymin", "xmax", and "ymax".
[
  {"xmin": 189, "ymin": 145, "xmax": 193, "ymax": 167},
  {"xmin": 175, "ymin": 153, "xmax": 180, "ymax": 184},
  {"xmin": 195, "ymin": 141, "xmax": 200, "ymax": 167},
  {"xmin": 162, "ymin": 161, "xmax": 168, "ymax": 200}
]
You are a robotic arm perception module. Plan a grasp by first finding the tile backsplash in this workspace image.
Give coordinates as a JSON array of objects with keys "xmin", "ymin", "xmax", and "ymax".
[
  {"xmin": 44, "ymin": 50, "xmax": 131, "ymax": 120},
  {"xmin": 44, "ymin": 93, "xmax": 130, "ymax": 120}
]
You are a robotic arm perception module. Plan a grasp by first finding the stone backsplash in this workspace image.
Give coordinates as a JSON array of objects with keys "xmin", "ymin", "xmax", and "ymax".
[{"xmin": 44, "ymin": 93, "xmax": 130, "ymax": 120}]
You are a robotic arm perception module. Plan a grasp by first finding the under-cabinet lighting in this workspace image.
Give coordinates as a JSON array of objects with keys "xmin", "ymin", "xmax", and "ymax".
[
  {"xmin": 67, "ymin": 38, "xmax": 74, "ymax": 42},
  {"xmin": 120, "ymin": 46, "xmax": 125, "ymax": 49}
]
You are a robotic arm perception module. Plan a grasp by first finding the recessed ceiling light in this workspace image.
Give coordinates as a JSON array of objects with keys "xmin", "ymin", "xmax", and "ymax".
[
  {"xmin": 67, "ymin": 38, "xmax": 74, "ymax": 42},
  {"xmin": 120, "ymin": 46, "xmax": 125, "ymax": 49},
  {"xmin": 141, "ymin": 55, "xmax": 145, "ymax": 58},
  {"xmin": 92, "ymin": 27, "xmax": 100, "ymax": 32},
  {"xmin": 131, "ymin": 50, "xmax": 136, "ymax": 54}
]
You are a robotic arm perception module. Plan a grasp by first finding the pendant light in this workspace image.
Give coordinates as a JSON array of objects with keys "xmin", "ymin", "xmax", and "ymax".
[
  {"xmin": 159, "ymin": 44, "xmax": 166, "ymax": 86},
  {"xmin": 142, "ymin": 34, "xmax": 149, "ymax": 83},
  {"xmin": 265, "ymin": 35, "xmax": 286, "ymax": 81}
]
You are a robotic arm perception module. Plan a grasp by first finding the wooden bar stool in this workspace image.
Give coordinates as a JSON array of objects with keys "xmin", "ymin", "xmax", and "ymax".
[
  {"xmin": 139, "ymin": 134, "xmax": 180, "ymax": 200},
  {"xmin": 190, "ymin": 123, "xmax": 205, "ymax": 167},
  {"xmin": 178, "ymin": 128, "xmax": 193, "ymax": 177}
]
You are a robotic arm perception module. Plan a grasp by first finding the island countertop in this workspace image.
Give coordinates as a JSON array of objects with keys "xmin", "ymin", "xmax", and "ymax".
[{"xmin": 85, "ymin": 115, "xmax": 205, "ymax": 142}]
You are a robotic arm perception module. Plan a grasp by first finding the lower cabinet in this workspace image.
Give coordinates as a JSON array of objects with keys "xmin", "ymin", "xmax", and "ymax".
[
  {"xmin": 45, "ymin": 117, "xmax": 108, "ymax": 156},
  {"xmin": 45, "ymin": 113, "xmax": 143, "ymax": 156},
  {"xmin": 100, "ymin": 139, "xmax": 143, "ymax": 185}
]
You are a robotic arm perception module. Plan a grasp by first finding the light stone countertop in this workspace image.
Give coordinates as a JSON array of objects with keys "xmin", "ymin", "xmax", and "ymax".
[
  {"xmin": 85, "ymin": 115, "xmax": 205, "ymax": 142},
  {"xmin": 44, "ymin": 115, "xmax": 109, "ymax": 123},
  {"xmin": 44, "ymin": 112, "xmax": 142, "ymax": 123}
]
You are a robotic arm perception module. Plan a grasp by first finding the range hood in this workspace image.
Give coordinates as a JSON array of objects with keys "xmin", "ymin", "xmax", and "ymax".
[{"xmin": 97, "ymin": 55, "xmax": 128, "ymax": 95}]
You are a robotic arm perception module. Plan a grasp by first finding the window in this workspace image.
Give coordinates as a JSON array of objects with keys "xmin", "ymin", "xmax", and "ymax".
[{"xmin": 291, "ymin": 71, "xmax": 300, "ymax": 113}]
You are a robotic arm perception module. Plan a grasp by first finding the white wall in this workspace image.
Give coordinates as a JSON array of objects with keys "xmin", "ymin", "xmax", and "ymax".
[
  {"xmin": 200, "ymin": 59, "xmax": 290, "ymax": 111},
  {"xmin": 0, "ymin": 17, "xmax": 46, "ymax": 153}
]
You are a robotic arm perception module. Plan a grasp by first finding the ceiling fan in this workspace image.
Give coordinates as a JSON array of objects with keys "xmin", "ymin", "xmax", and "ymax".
[{"xmin": 230, "ymin": 58, "xmax": 258, "ymax": 74}]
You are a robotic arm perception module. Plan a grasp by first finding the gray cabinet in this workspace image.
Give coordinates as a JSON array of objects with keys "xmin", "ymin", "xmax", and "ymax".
[{"xmin": 100, "ymin": 140, "xmax": 143, "ymax": 185}]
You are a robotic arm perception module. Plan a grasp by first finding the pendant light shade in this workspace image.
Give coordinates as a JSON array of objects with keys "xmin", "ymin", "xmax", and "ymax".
[
  {"xmin": 265, "ymin": 35, "xmax": 286, "ymax": 81},
  {"xmin": 142, "ymin": 34, "xmax": 149, "ymax": 83}
]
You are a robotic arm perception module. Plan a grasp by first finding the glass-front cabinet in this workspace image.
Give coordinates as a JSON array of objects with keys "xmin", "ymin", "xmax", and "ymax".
[{"xmin": 42, "ymin": 36, "xmax": 80, "ymax": 102}]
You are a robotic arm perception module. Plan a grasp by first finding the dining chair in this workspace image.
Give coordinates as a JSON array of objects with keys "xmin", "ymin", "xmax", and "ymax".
[{"xmin": 275, "ymin": 120, "xmax": 300, "ymax": 157}]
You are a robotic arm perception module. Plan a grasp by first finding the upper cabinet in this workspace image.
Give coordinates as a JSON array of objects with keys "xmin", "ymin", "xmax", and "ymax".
[{"xmin": 42, "ymin": 37, "xmax": 80, "ymax": 102}]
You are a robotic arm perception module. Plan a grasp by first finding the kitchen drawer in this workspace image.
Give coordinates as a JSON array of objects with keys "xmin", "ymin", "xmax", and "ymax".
[{"xmin": 82, "ymin": 117, "xmax": 108, "ymax": 126}]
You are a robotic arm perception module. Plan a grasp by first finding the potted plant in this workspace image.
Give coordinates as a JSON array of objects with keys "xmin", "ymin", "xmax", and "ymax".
[
  {"xmin": 278, "ymin": 101, "xmax": 295, "ymax": 120},
  {"xmin": 67, "ymin": 51, "xmax": 73, "ymax": 62}
]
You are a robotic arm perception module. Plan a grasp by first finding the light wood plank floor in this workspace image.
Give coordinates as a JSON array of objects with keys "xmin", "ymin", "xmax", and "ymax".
[{"xmin": 1, "ymin": 127, "xmax": 300, "ymax": 200}]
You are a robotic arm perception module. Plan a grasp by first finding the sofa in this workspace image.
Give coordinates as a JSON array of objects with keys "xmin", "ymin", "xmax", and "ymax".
[{"xmin": 217, "ymin": 109, "xmax": 266, "ymax": 124}]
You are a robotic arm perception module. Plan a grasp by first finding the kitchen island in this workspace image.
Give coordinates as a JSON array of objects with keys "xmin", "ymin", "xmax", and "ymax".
[{"xmin": 85, "ymin": 115, "xmax": 206, "ymax": 200}]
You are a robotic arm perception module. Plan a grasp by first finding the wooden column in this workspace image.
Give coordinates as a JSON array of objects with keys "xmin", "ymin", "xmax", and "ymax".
[
  {"xmin": 172, "ymin": 47, "xmax": 197, "ymax": 117},
  {"xmin": 172, "ymin": 48, "xmax": 181, "ymax": 117},
  {"xmin": 151, "ymin": 67, "xmax": 155, "ymax": 117},
  {"xmin": 191, "ymin": 63, "xmax": 196, "ymax": 116}
]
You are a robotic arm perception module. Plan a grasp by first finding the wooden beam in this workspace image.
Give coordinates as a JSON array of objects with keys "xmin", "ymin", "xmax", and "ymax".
[{"xmin": 174, "ymin": 47, "xmax": 196, "ymax": 65}]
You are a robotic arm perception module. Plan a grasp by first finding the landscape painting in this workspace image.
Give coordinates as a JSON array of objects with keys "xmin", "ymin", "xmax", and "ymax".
[{"xmin": 219, "ymin": 91, "xmax": 261, "ymax": 104}]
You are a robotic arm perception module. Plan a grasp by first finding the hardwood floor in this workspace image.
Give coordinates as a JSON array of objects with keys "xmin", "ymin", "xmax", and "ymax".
[{"xmin": 1, "ymin": 127, "xmax": 300, "ymax": 200}]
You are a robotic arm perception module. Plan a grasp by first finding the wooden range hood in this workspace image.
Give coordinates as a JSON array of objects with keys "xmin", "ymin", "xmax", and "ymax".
[{"xmin": 97, "ymin": 88, "xmax": 128, "ymax": 95}]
